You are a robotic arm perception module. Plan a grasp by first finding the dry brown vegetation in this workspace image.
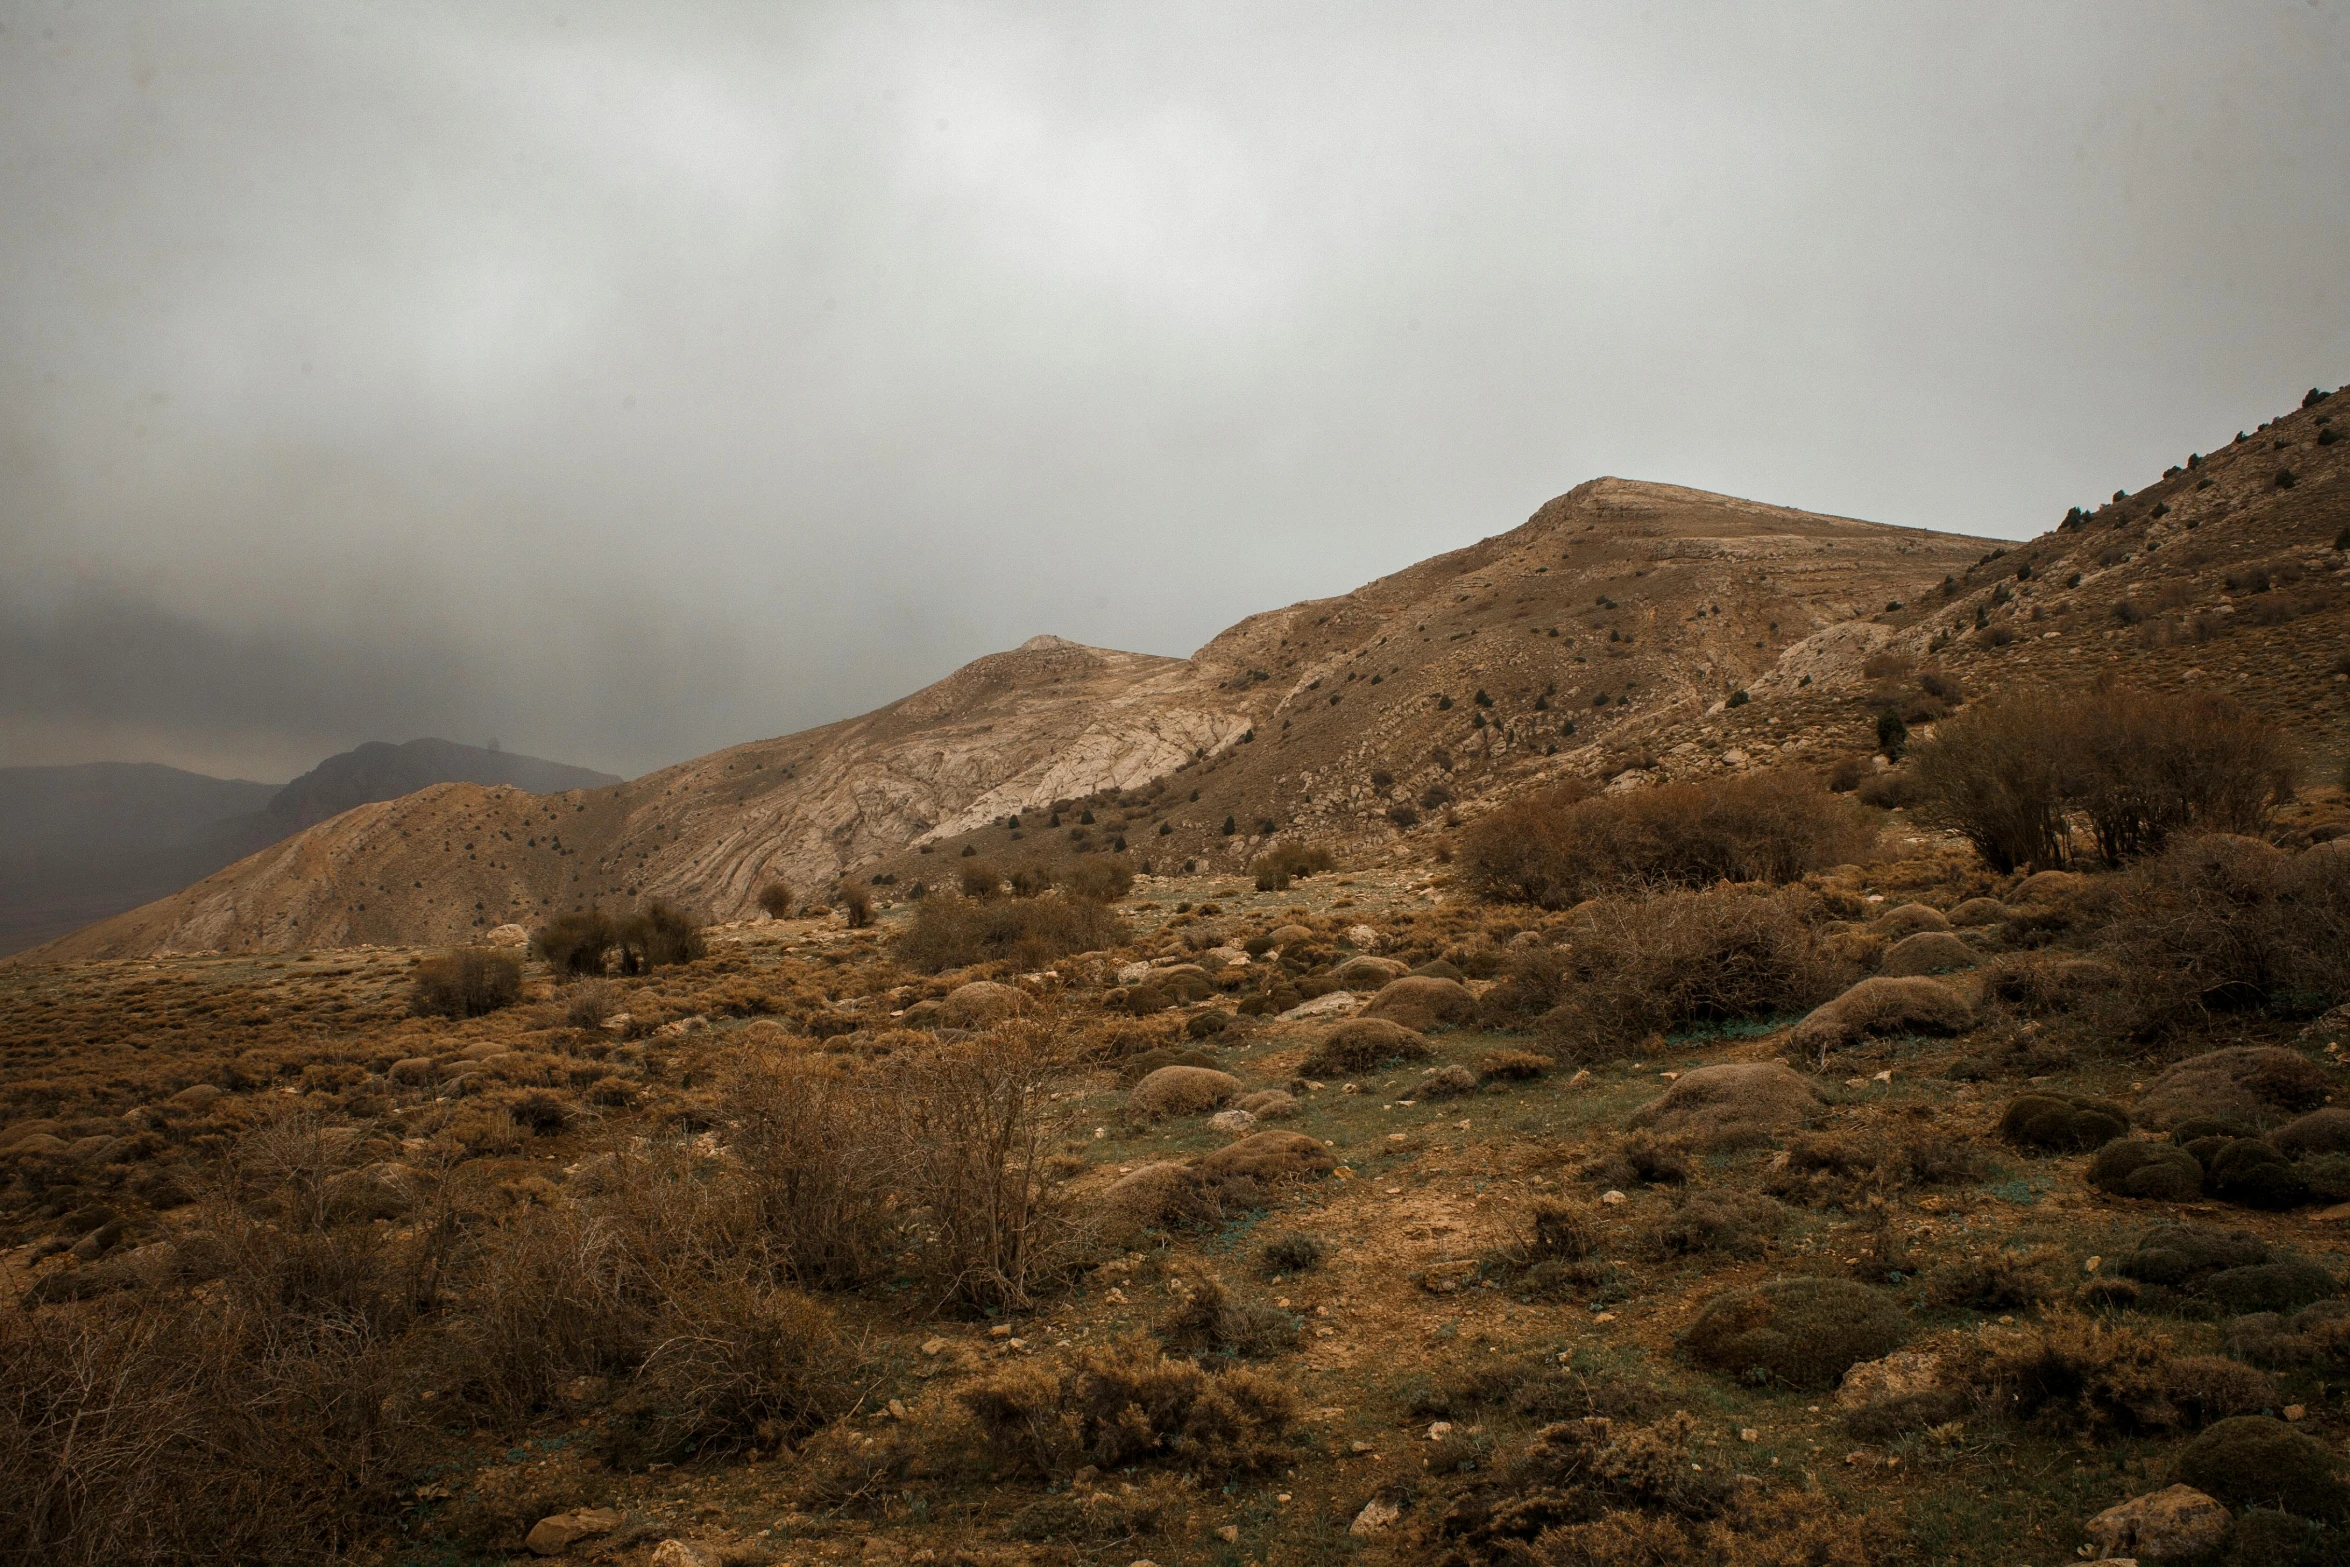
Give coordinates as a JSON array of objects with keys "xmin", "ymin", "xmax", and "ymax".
[{"xmin": 1460, "ymin": 770, "xmax": 1876, "ymax": 909}]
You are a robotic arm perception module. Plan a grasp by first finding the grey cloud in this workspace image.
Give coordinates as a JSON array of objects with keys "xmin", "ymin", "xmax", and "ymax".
[{"xmin": 2, "ymin": 1, "xmax": 2344, "ymax": 778}]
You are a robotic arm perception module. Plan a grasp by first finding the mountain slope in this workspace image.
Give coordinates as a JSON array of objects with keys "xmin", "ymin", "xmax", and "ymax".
[
  {"xmin": 26, "ymin": 482, "xmax": 1996, "ymax": 958},
  {"xmin": 1, "ymin": 740, "xmax": 621, "ymax": 957},
  {"xmin": 0, "ymin": 763, "xmax": 277, "ymax": 954}
]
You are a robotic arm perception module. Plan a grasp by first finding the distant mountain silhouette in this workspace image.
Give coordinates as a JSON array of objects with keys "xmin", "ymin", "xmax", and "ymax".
[
  {"xmin": 265, "ymin": 739, "xmax": 620, "ymax": 831},
  {"xmin": 0, "ymin": 741, "xmax": 619, "ymax": 955}
]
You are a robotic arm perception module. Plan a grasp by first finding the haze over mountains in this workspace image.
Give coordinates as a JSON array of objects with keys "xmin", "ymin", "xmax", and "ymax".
[{"xmin": 0, "ymin": 740, "xmax": 618, "ymax": 955}]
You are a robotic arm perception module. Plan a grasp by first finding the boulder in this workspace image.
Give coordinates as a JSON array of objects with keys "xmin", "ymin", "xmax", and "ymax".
[
  {"xmin": 1877, "ymin": 931, "xmax": 1977, "ymax": 977},
  {"xmin": 1629, "ymin": 1061, "xmax": 1820, "ymax": 1150},
  {"xmin": 485, "ymin": 923, "xmax": 532, "ymax": 949},
  {"xmin": 1207, "ymin": 1109, "xmax": 1257, "ymax": 1133},
  {"xmin": 1279, "ymin": 991, "xmax": 1361, "ymax": 1021},
  {"xmin": 1344, "ymin": 924, "xmax": 1383, "ymax": 952},
  {"xmin": 1835, "ymin": 1349, "xmax": 1944, "ymax": 1410},
  {"xmin": 525, "ymin": 1507, "xmax": 626, "ymax": 1556},
  {"xmin": 1362, "ymin": 975, "xmax": 1478, "ymax": 1031},
  {"xmin": 1875, "ymin": 903, "xmax": 1951, "ymax": 939},
  {"xmin": 937, "ymin": 980, "xmax": 1023, "ymax": 1027},
  {"xmin": 1128, "ymin": 1066, "xmax": 1241, "ymax": 1119},
  {"xmin": 649, "ymin": 1543, "xmax": 714, "ymax": 1567},
  {"xmin": 2081, "ymin": 1485, "xmax": 2232, "ymax": 1564}
]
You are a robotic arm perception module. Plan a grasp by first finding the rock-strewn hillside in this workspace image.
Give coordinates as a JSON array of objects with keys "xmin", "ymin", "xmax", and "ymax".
[{"xmin": 32, "ymin": 384, "xmax": 2342, "ymax": 961}]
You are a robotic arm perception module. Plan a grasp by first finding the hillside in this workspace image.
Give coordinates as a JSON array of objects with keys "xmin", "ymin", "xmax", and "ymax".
[
  {"xmin": 26, "ymin": 484, "xmax": 1991, "ymax": 958},
  {"xmin": 0, "ymin": 764, "xmax": 277, "ymax": 954},
  {"xmin": 28, "ymin": 385, "xmax": 2343, "ymax": 963},
  {"xmin": 0, "ymin": 740, "xmax": 620, "ymax": 957}
]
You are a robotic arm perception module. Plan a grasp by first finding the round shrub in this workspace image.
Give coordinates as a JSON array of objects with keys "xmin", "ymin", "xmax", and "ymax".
[
  {"xmin": 1298, "ymin": 1018, "xmax": 1433, "ymax": 1078},
  {"xmin": 1128, "ymin": 1066, "xmax": 1242, "ymax": 1119},
  {"xmin": 1678, "ymin": 1277, "xmax": 1910, "ymax": 1389},
  {"xmin": 2195, "ymin": 1260, "xmax": 2343, "ymax": 1316},
  {"xmin": 1878, "ymin": 930, "xmax": 1977, "ymax": 977},
  {"xmin": 1999, "ymin": 1092, "xmax": 2130, "ymax": 1153},
  {"xmin": 2273, "ymin": 1108, "xmax": 2350, "ymax": 1159},
  {"xmin": 2175, "ymin": 1416, "xmax": 2350, "ymax": 1520},
  {"xmin": 2207, "ymin": 1138, "xmax": 2311, "ymax": 1210},
  {"xmin": 2087, "ymin": 1139, "xmax": 2204, "ymax": 1201},
  {"xmin": 1362, "ymin": 975, "xmax": 1478, "ymax": 1032}
]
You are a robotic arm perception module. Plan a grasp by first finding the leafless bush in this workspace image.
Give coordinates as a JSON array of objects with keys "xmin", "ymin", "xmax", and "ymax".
[
  {"xmin": 728, "ymin": 1053, "xmax": 904, "ymax": 1289},
  {"xmin": 836, "ymin": 883, "xmax": 874, "ymax": 929},
  {"xmin": 892, "ymin": 892, "xmax": 1128, "ymax": 973},
  {"xmin": 958, "ymin": 1337, "xmax": 1297, "ymax": 1476},
  {"xmin": 1461, "ymin": 772, "xmax": 1873, "ymax": 908},
  {"xmin": 2107, "ymin": 834, "xmax": 2350, "ymax": 1022},
  {"xmin": 1251, "ymin": 842, "xmax": 1336, "ymax": 892},
  {"xmin": 755, "ymin": 881, "xmax": 794, "ymax": 919},
  {"xmin": 409, "ymin": 947, "xmax": 523, "ymax": 1018},
  {"xmin": 1518, "ymin": 886, "xmax": 1848, "ymax": 1059},
  {"xmin": 565, "ymin": 977, "xmax": 618, "ymax": 1029},
  {"xmin": 1912, "ymin": 684, "xmax": 2296, "ymax": 872}
]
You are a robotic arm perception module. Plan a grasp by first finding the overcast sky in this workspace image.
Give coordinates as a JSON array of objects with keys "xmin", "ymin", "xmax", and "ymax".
[{"xmin": 3, "ymin": 2, "xmax": 2344, "ymax": 782}]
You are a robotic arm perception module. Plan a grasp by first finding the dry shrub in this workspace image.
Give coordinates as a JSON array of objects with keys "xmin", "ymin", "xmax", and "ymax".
[
  {"xmin": 1478, "ymin": 1049, "xmax": 1552, "ymax": 1082},
  {"xmin": 1251, "ymin": 842, "xmax": 1337, "ymax": 893},
  {"xmin": 1626, "ymin": 1062, "xmax": 1820, "ymax": 1151},
  {"xmin": 755, "ymin": 880, "xmax": 794, "ymax": 918},
  {"xmin": 1461, "ymin": 771, "xmax": 1874, "ymax": 908},
  {"xmin": 728, "ymin": 1053, "xmax": 903, "ymax": 1289},
  {"xmin": 958, "ymin": 1337, "xmax": 1297, "ymax": 1476},
  {"xmin": 534, "ymin": 907, "xmax": 617, "ymax": 975},
  {"xmin": 2107, "ymin": 837, "xmax": 2350, "ymax": 1025},
  {"xmin": 1419, "ymin": 1063, "xmax": 1479, "ymax": 1099},
  {"xmin": 565, "ymin": 977, "xmax": 619, "ymax": 1029},
  {"xmin": 1060, "ymin": 859, "xmax": 1135, "ymax": 903},
  {"xmin": 409, "ymin": 947, "xmax": 523, "ymax": 1019},
  {"xmin": 1155, "ymin": 1267, "xmax": 1299, "ymax": 1358},
  {"xmin": 0, "ymin": 1290, "xmax": 424, "ymax": 1566},
  {"xmin": 1643, "ymin": 1191, "xmax": 1785, "ymax": 1259},
  {"xmin": 1524, "ymin": 886, "xmax": 1847, "ymax": 1060},
  {"xmin": 893, "ymin": 893, "xmax": 1128, "ymax": 973},
  {"xmin": 1926, "ymin": 1245, "xmax": 2064, "ymax": 1311},
  {"xmin": 1431, "ymin": 1414, "xmax": 1873, "ymax": 1567},
  {"xmin": 1912, "ymin": 684, "xmax": 2296, "ymax": 872},
  {"xmin": 836, "ymin": 883, "xmax": 873, "ymax": 929},
  {"xmin": 885, "ymin": 1024, "xmax": 1096, "ymax": 1313},
  {"xmin": 1959, "ymin": 1312, "xmax": 2274, "ymax": 1439},
  {"xmin": 602, "ymin": 1281, "xmax": 853, "ymax": 1469},
  {"xmin": 2175, "ymin": 1415, "xmax": 2350, "ymax": 1522},
  {"xmin": 614, "ymin": 900, "xmax": 706, "ymax": 971},
  {"xmin": 1104, "ymin": 1133, "xmax": 1334, "ymax": 1231},
  {"xmin": 2086, "ymin": 1138, "xmax": 2204, "ymax": 1201}
]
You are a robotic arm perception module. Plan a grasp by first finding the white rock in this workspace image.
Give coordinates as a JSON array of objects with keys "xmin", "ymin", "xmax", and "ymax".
[
  {"xmin": 484, "ymin": 923, "xmax": 531, "ymax": 948},
  {"xmin": 2082, "ymin": 1485, "xmax": 2230, "ymax": 1563},
  {"xmin": 1208, "ymin": 1109, "xmax": 1257, "ymax": 1133},
  {"xmin": 1279, "ymin": 991, "xmax": 1360, "ymax": 1021},
  {"xmin": 649, "ymin": 1541, "xmax": 713, "ymax": 1567},
  {"xmin": 1349, "ymin": 1497, "xmax": 1401, "ymax": 1536},
  {"xmin": 1345, "ymin": 924, "xmax": 1382, "ymax": 952},
  {"xmin": 1116, "ymin": 961, "xmax": 1153, "ymax": 985}
]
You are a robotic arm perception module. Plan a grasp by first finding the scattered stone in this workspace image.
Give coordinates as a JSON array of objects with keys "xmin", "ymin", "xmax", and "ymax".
[
  {"xmin": 1349, "ymin": 1497, "xmax": 1401, "ymax": 1536},
  {"xmin": 649, "ymin": 1542, "xmax": 712, "ymax": 1567},
  {"xmin": 1836, "ymin": 1350, "xmax": 1944, "ymax": 1410},
  {"xmin": 1279, "ymin": 991, "xmax": 1361, "ymax": 1021},
  {"xmin": 525, "ymin": 1508, "xmax": 625, "ymax": 1556},
  {"xmin": 1207, "ymin": 1108, "xmax": 1257, "ymax": 1133}
]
